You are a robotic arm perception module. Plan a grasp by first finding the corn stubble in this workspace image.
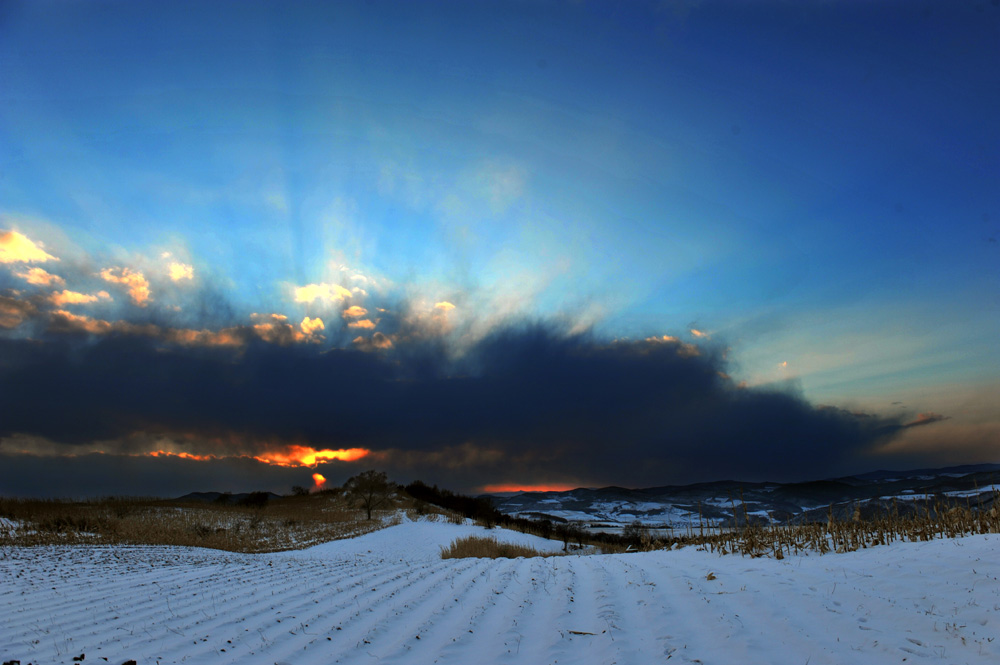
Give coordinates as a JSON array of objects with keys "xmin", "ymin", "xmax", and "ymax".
[
  {"xmin": 446, "ymin": 489, "xmax": 1000, "ymax": 559},
  {"xmin": 696, "ymin": 488, "xmax": 1000, "ymax": 559}
]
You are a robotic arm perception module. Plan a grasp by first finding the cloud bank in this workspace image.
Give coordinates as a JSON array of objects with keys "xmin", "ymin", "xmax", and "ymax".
[
  {"xmin": 0, "ymin": 321, "xmax": 926, "ymax": 495},
  {"xmin": 0, "ymin": 227, "xmax": 966, "ymax": 497}
]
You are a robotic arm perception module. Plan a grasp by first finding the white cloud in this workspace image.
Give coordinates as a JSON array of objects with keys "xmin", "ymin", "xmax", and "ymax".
[
  {"xmin": 293, "ymin": 282, "xmax": 352, "ymax": 304},
  {"xmin": 342, "ymin": 305, "xmax": 368, "ymax": 319},
  {"xmin": 49, "ymin": 290, "xmax": 111, "ymax": 306},
  {"xmin": 0, "ymin": 230, "xmax": 58, "ymax": 263},
  {"xmin": 168, "ymin": 262, "xmax": 194, "ymax": 282},
  {"xmin": 15, "ymin": 267, "xmax": 64, "ymax": 286},
  {"xmin": 300, "ymin": 316, "xmax": 325, "ymax": 336}
]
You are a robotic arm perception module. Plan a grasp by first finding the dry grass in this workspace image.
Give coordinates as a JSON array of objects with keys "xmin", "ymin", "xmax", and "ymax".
[
  {"xmin": 440, "ymin": 535, "xmax": 559, "ymax": 559},
  {"xmin": 0, "ymin": 492, "xmax": 413, "ymax": 553}
]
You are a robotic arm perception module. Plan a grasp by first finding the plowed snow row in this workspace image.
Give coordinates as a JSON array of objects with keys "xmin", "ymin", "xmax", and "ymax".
[{"xmin": 2, "ymin": 519, "xmax": 998, "ymax": 664}]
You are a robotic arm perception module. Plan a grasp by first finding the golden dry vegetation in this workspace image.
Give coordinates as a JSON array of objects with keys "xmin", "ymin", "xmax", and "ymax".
[
  {"xmin": 0, "ymin": 490, "xmax": 444, "ymax": 553},
  {"xmin": 440, "ymin": 534, "xmax": 558, "ymax": 559}
]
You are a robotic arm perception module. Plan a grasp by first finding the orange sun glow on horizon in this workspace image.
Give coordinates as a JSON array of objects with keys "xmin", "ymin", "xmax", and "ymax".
[{"xmin": 480, "ymin": 483, "xmax": 580, "ymax": 494}]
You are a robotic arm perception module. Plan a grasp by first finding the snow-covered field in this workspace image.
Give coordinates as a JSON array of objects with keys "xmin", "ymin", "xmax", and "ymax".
[{"xmin": 2, "ymin": 516, "xmax": 998, "ymax": 664}]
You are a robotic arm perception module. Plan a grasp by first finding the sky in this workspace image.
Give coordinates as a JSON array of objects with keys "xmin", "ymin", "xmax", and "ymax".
[{"xmin": 0, "ymin": 0, "xmax": 997, "ymax": 498}]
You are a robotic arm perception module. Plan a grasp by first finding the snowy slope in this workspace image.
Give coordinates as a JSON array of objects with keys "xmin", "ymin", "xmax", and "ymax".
[{"xmin": 2, "ymin": 517, "xmax": 998, "ymax": 664}]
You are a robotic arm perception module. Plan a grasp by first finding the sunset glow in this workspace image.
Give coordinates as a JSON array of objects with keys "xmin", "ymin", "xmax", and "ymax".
[
  {"xmin": 143, "ymin": 448, "xmax": 369, "ymax": 470},
  {"xmin": 481, "ymin": 484, "xmax": 580, "ymax": 494},
  {"xmin": 312, "ymin": 473, "xmax": 327, "ymax": 491},
  {"xmin": 253, "ymin": 446, "xmax": 370, "ymax": 468},
  {"xmin": 146, "ymin": 451, "xmax": 217, "ymax": 462}
]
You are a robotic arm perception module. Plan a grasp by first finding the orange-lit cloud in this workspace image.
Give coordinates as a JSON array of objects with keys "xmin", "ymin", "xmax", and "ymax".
[
  {"xmin": 353, "ymin": 332, "xmax": 393, "ymax": 351},
  {"xmin": 16, "ymin": 266, "xmax": 64, "ymax": 286},
  {"xmin": 348, "ymin": 318, "xmax": 376, "ymax": 329},
  {"xmin": 254, "ymin": 445, "xmax": 370, "ymax": 467},
  {"xmin": 312, "ymin": 473, "xmax": 327, "ymax": 491},
  {"xmin": 100, "ymin": 267, "xmax": 151, "ymax": 306},
  {"xmin": 0, "ymin": 230, "xmax": 58, "ymax": 263},
  {"xmin": 300, "ymin": 316, "xmax": 325, "ymax": 336},
  {"xmin": 50, "ymin": 309, "xmax": 114, "ymax": 335},
  {"xmin": 434, "ymin": 301, "xmax": 456, "ymax": 311},
  {"xmin": 146, "ymin": 450, "xmax": 218, "ymax": 461},
  {"xmin": 163, "ymin": 327, "xmax": 246, "ymax": 348},
  {"xmin": 140, "ymin": 448, "xmax": 369, "ymax": 470},
  {"xmin": 342, "ymin": 305, "xmax": 368, "ymax": 318},
  {"xmin": 45, "ymin": 307, "xmax": 330, "ymax": 349},
  {"xmin": 903, "ymin": 412, "xmax": 950, "ymax": 428},
  {"xmin": 168, "ymin": 262, "xmax": 194, "ymax": 282},
  {"xmin": 481, "ymin": 483, "xmax": 579, "ymax": 493},
  {"xmin": 0, "ymin": 294, "xmax": 38, "ymax": 329},
  {"xmin": 293, "ymin": 282, "xmax": 352, "ymax": 304},
  {"xmin": 48, "ymin": 309, "xmax": 243, "ymax": 347},
  {"xmin": 690, "ymin": 328, "xmax": 710, "ymax": 339},
  {"xmin": 49, "ymin": 290, "xmax": 111, "ymax": 306},
  {"xmin": 251, "ymin": 313, "xmax": 318, "ymax": 345}
]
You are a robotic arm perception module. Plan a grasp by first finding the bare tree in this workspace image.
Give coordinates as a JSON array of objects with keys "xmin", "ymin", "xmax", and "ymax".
[
  {"xmin": 344, "ymin": 470, "xmax": 394, "ymax": 520},
  {"xmin": 622, "ymin": 520, "xmax": 643, "ymax": 545}
]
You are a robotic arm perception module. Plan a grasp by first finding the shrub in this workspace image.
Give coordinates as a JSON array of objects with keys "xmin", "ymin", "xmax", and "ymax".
[{"xmin": 440, "ymin": 535, "xmax": 558, "ymax": 559}]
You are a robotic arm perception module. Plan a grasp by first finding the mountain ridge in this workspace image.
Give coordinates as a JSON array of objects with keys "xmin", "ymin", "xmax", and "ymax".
[{"xmin": 486, "ymin": 462, "xmax": 1000, "ymax": 528}]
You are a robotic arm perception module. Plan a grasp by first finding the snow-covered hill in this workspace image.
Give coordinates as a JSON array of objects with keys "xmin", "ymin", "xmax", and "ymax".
[{"xmin": 2, "ymin": 516, "xmax": 998, "ymax": 664}]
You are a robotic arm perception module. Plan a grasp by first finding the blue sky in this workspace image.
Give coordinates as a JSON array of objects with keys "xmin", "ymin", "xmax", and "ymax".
[{"xmin": 0, "ymin": 1, "xmax": 997, "ymax": 495}]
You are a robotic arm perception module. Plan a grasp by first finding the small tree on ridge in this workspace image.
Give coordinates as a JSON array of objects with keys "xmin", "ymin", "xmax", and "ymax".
[{"xmin": 344, "ymin": 470, "xmax": 394, "ymax": 520}]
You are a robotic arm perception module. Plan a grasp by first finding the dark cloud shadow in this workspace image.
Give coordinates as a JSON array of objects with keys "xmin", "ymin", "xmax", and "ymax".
[{"xmin": 0, "ymin": 320, "xmax": 930, "ymax": 495}]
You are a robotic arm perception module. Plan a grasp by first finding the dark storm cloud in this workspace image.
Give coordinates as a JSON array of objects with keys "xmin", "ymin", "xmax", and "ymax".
[
  {"xmin": 0, "ymin": 322, "xmax": 918, "ymax": 491},
  {"xmin": 0, "ymin": 452, "xmax": 322, "ymax": 499},
  {"xmin": 0, "ymin": 293, "xmax": 39, "ymax": 329}
]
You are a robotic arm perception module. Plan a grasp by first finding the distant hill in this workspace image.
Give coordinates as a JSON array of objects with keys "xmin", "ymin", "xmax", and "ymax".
[
  {"xmin": 174, "ymin": 491, "xmax": 283, "ymax": 504},
  {"xmin": 487, "ymin": 463, "xmax": 1000, "ymax": 528}
]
